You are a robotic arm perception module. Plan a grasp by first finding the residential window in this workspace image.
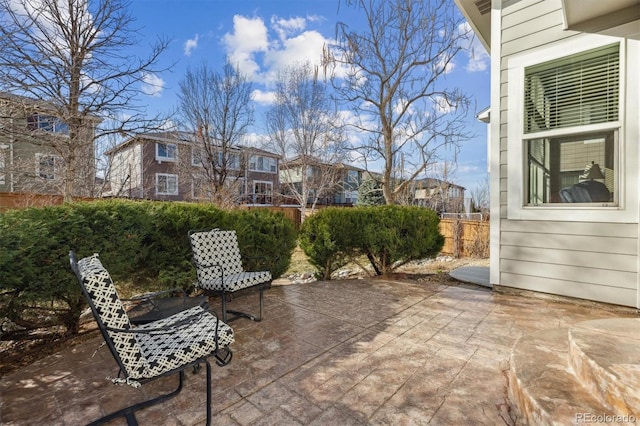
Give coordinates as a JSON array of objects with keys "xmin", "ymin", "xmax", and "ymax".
[
  {"xmin": 156, "ymin": 173, "xmax": 178, "ymax": 195},
  {"xmin": 346, "ymin": 170, "xmax": 360, "ymax": 190},
  {"xmin": 217, "ymin": 152, "xmax": 241, "ymax": 170},
  {"xmin": 252, "ymin": 181, "xmax": 273, "ymax": 204},
  {"xmin": 249, "ymin": 155, "xmax": 277, "ymax": 173},
  {"xmin": 0, "ymin": 147, "xmax": 5, "ymax": 185},
  {"xmin": 27, "ymin": 114, "xmax": 69, "ymax": 135},
  {"xmin": 36, "ymin": 154, "xmax": 63, "ymax": 180},
  {"xmin": 156, "ymin": 143, "xmax": 177, "ymax": 161},
  {"xmin": 523, "ymin": 44, "xmax": 619, "ymax": 206},
  {"xmin": 192, "ymin": 148, "xmax": 241, "ymax": 169}
]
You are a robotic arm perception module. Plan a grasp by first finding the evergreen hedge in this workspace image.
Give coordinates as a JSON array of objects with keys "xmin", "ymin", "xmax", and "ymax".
[
  {"xmin": 0, "ymin": 199, "xmax": 297, "ymax": 335},
  {"xmin": 300, "ymin": 205, "xmax": 444, "ymax": 279}
]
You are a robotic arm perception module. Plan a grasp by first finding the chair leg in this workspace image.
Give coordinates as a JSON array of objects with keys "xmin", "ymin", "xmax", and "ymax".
[
  {"xmin": 220, "ymin": 287, "xmax": 267, "ymax": 322},
  {"xmin": 258, "ymin": 289, "xmax": 264, "ymax": 321},
  {"xmin": 205, "ymin": 359, "xmax": 212, "ymax": 426},
  {"xmin": 221, "ymin": 293, "xmax": 228, "ymax": 323},
  {"xmin": 87, "ymin": 371, "xmax": 185, "ymax": 426}
]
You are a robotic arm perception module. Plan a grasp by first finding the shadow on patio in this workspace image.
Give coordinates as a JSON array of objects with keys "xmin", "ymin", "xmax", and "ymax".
[{"xmin": 1, "ymin": 277, "xmax": 637, "ymax": 425}]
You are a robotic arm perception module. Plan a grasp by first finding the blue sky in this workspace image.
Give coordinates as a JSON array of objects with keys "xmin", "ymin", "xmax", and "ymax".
[{"xmin": 129, "ymin": 0, "xmax": 491, "ymax": 195}]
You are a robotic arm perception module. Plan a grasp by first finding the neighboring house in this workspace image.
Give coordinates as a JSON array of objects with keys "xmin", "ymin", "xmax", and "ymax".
[
  {"xmin": 411, "ymin": 178, "xmax": 466, "ymax": 213},
  {"xmin": 456, "ymin": 0, "xmax": 640, "ymax": 308},
  {"xmin": 105, "ymin": 131, "xmax": 280, "ymax": 205},
  {"xmin": 0, "ymin": 92, "xmax": 97, "ymax": 196},
  {"xmin": 332, "ymin": 163, "xmax": 364, "ymax": 205},
  {"xmin": 279, "ymin": 157, "xmax": 364, "ymax": 206}
]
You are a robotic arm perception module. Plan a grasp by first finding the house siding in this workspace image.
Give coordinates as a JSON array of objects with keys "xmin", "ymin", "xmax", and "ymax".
[
  {"xmin": 109, "ymin": 143, "xmax": 143, "ymax": 198},
  {"xmin": 497, "ymin": 0, "xmax": 639, "ymax": 307},
  {"xmin": 0, "ymin": 96, "xmax": 97, "ymax": 197},
  {"xmin": 106, "ymin": 134, "xmax": 281, "ymax": 204}
]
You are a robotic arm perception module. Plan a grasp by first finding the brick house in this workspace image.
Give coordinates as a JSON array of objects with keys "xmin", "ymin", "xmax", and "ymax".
[{"xmin": 105, "ymin": 131, "xmax": 280, "ymax": 204}]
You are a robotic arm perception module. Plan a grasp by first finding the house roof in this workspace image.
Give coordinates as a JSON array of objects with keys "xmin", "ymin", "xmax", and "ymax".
[
  {"xmin": 413, "ymin": 177, "xmax": 466, "ymax": 191},
  {"xmin": 105, "ymin": 130, "xmax": 280, "ymax": 158},
  {"xmin": 0, "ymin": 91, "xmax": 102, "ymax": 121},
  {"xmin": 455, "ymin": 0, "xmax": 640, "ymax": 51},
  {"xmin": 561, "ymin": 0, "xmax": 640, "ymax": 37},
  {"xmin": 280, "ymin": 155, "xmax": 366, "ymax": 171},
  {"xmin": 454, "ymin": 0, "xmax": 491, "ymax": 52},
  {"xmin": 476, "ymin": 106, "xmax": 490, "ymax": 123}
]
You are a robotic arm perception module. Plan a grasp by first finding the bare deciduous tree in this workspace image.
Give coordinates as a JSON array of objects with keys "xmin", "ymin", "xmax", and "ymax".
[
  {"xmin": 471, "ymin": 174, "xmax": 490, "ymax": 216},
  {"xmin": 266, "ymin": 62, "xmax": 347, "ymax": 220},
  {"xmin": 176, "ymin": 60, "xmax": 254, "ymax": 207},
  {"xmin": 0, "ymin": 0, "xmax": 171, "ymax": 200},
  {"xmin": 323, "ymin": 0, "xmax": 474, "ymax": 204}
]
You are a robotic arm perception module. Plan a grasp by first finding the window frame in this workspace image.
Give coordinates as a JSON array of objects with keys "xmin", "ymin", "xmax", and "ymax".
[
  {"xmin": 249, "ymin": 155, "xmax": 277, "ymax": 173},
  {"xmin": 156, "ymin": 142, "xmax": 177, "ymax": 162},
  {"xmin": 252, "ymin": 180, "xmax": 273, "ymax": 204},
  {"xmin": 27, "ymin": 114, "xmax": 69, "ymax": 135},
  {"xmin": 524, "ymin": 129, "xmax": 619, "ymax": 206},
  {"xmin": 155, "ymin": 173, "xmax": 179, "ymax": 195},
  {"xmin": 506, "ymin": 35, "xmax": 637, "ymax": 223},
  {"xmin": 36, "ymin": 153, "xmax": 63, "ymax": 180}
]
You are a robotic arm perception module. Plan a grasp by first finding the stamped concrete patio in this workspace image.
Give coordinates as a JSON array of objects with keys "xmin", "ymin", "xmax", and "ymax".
[{"xmin": 1, "ymin": 277, "xmax": 637, "ymax": 425}]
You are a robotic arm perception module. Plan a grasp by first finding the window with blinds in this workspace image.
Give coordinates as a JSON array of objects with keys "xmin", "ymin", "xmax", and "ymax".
[{"xmin": 524, "ymin": 44, "xmax": 619, "ymax": 134}]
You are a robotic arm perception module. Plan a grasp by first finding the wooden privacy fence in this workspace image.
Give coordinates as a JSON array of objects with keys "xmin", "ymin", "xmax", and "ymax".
[
  {"xmin": 0, "ymin": 192, "xmax": 68, "ymax": 212},
  {"xmin": 439, "ymin": 218, "xmax": 489, "ymax": 258},
  {"xmin": 242, "ymin": 205, "xmax": 302, "ymax": 229}
]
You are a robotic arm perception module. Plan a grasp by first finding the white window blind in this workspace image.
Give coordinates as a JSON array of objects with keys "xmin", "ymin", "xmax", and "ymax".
[{"xmin": 524, "ymin": 44, "xmax": 619, "ymax": 133}]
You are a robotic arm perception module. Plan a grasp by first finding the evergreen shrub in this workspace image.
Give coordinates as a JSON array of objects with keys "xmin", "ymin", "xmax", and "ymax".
[
  {"xmin": 0, "ymin": 199, "xmax": 297, "ymax": 335},
  {"xmin": 300, "ymin": 205, "xmax": 443, "ymax": 279}
]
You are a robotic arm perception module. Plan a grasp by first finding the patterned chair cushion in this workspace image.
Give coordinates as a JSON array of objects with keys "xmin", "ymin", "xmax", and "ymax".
[
  {"xmin": 77, "ymin": 254, "xmax": 146, "ymax": 378},
  {"xmin": 189, "ymin": 229, "xmax": 272, "ymax": 292},
  {"xmin": 77, "ymin": 254, "xmax": 234, "ymax": 381},
  {"xmin": 198, "ymin": 271, "xmax": 272, "ymax": 292},
  {"xmin": 135, "ymin": 306, "xmax": 234, "ymax": 379}
]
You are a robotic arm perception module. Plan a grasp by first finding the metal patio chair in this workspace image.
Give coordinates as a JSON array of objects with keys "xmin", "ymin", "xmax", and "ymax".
[
  {"xmin": 69, "ymin": 251, "xmax": 234, "ymax": 426},
  {"xmin": 188, "ymin": 229, "xmax": 272, "ymax": 323},
  {"xmin": 125, "ymin": 287, "xmax": 208, "ymax": 325}
]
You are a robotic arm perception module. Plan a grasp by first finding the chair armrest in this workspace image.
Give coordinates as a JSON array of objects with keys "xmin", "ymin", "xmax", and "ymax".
[
  {"xmin": 108, "ymin": 308, "xmax": 218, "ymax": 335},
  {"xmin": 122, "ymin": 287, "xmax": 187, "ymax": 303}
]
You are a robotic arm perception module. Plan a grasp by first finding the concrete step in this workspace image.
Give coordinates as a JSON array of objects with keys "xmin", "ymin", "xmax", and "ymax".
[
  {"xmin": 568, "ymin": 318, "xmax": 640, "ymax": 417},
  {"xmin": 508, "ymin": 327, "xmax": 618, "ymax": 425},
  {"xmin": 508, "ymin": 319, "xmax": 640, "ymax": 425}
]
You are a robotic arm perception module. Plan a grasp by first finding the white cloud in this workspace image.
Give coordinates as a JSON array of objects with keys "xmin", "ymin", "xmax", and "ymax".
[
  {"xmin": 222, "ymin": 15, "xmax": 269, "ymax": 80},
  {"xmin": 184, "ymin": 34, "xmax": 199, "ymax": 56},
  {"xmin": 263, "ymin": 30, "xmax": 328, "ymax": 79},
  {"xmin": 435, "ymin": 53, "xmax": 455, "ymax": 74},
  {"xmin": 458, "ymin": 22, "xmax": 489, "ymax": 73},
  {"xmin": 8, "ymin": 0, "xmax": 93, "ymax": 59},
  {"xmin": 271, "ymin": 16, "xmax": 306, "ymax": 40},
  {"xmin": 251, "ymin": 89, "xmax": 276, "ymax": 106},
  {"xmin": 141, "ymin": 72, "xmax": 164, "ymax": 97},
  {"xmin": 433, "ymin": 95, "xmax": 456, "ymax": 114},
  {"xmin": 222, "ymin": 14, "xmax": 332, "ymax": 84},
  {"xmin": 393, "ymin": 98, "xmax": 416, "ymax": 116}
]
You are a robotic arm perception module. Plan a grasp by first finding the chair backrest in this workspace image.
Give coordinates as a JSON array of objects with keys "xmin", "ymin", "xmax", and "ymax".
[
  {"xmin": 70, "ymin": 252, "xmax": 147, "ymax": 379},
  {"xmin": 189, "ymin": 229, "xmax": 244, "ymax": 282},
  {"xmin": 577, "ymin": 180, "xmax": 610, "ymax": 202},
  {"xmin": 561, "ymin": 180, "xmax": 611, "ymax": 203}
]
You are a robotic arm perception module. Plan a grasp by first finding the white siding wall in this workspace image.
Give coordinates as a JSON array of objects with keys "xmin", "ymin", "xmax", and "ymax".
[
  {"xmin": 110, "ymin": 144, "xmax": 142, "ymax": 197},
  {"xmin": 497, "ymin": 0, "xmax": 639, "ymax": 307}
]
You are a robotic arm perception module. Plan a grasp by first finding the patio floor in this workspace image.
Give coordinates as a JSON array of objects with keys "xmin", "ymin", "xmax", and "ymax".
[{"xmin": 1, "ymin": 277, "xmax": 637, "ymax": 425}]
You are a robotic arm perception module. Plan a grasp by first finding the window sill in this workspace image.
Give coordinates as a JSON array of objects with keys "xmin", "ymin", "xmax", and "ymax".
[{"xmin": 508, "ymin": 204, "xmax": 636, "ymax": 223}]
